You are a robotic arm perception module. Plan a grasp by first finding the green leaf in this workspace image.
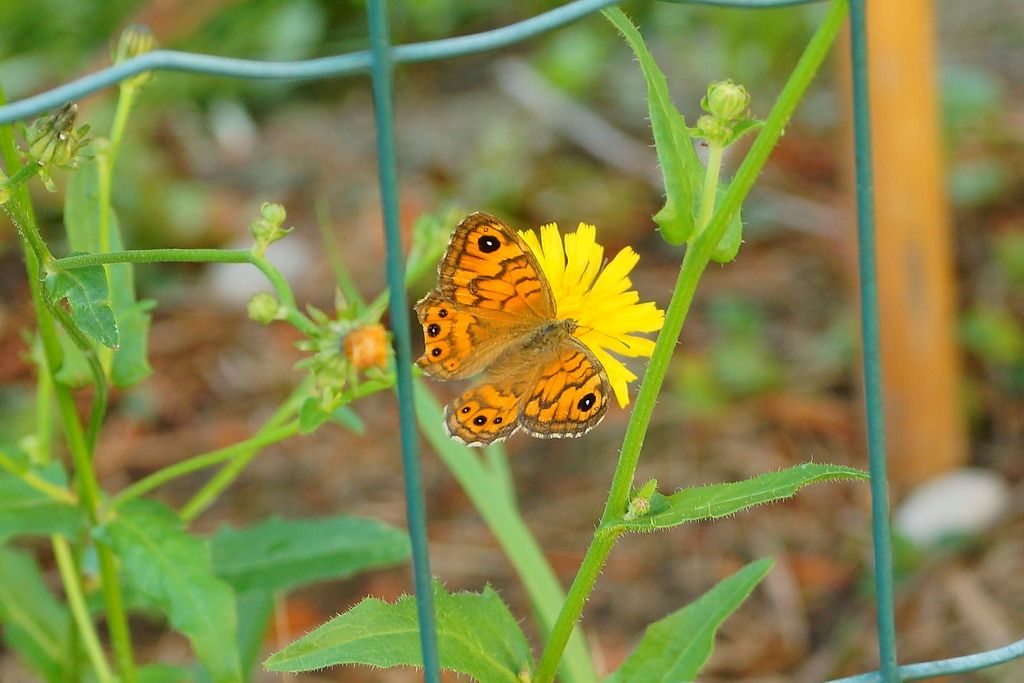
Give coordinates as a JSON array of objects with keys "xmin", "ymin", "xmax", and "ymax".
[
  {"xmin": 46, "ymin": 263, "xmax": 119, "ymax": 349},
  {"xmin": 618, "ymin": 463, "xmax": 868, "ymax": 533},
  {"xmin": 192, "ymin": 590, "xmax": 275, "ymax": 683},
  {"xmin": 330, "ymin": 404, "xmax": 366, "ymax": 434},
  {"xmin": 0, "ymin": 545, "xmax": 72, "ymax": 682},
  {"xmin": 266, "ymin": 581, "xmax": 533, "ymax": 682},
  {"xmin": 298, "ymin": 397, "xmax": 330, "ymax": 434},
  {"xmin": 604, "ymin": 7, "xmax": 704, "ymax": 245},
  {"xmin": 707, "ymin": 181, "xmax": 744, "ymax": 264},
  {"xmin": 98, "ymin": 499, "xmax": 241, "ymax": 683},
  {"xmin": 606, "ymin": 559, "xmax": 772, "ymax": 682},
  {"xmin": 66, "ymin": 159, "xmax": 152, "ymax": 386},
  {"xmin": 210, "ymin": 515, "xmax": 410, "ymax": 594},
  {"xmin": 0, "ymin": 464, "xmax": 85, "ymax": 541},
  {"xmin": 53, "ymin": 326, "xmax": 93, "ymax": 387}
]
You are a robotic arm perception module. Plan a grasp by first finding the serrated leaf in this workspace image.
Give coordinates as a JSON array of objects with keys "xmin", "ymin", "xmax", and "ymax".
[
  {"xmin": 0, "ymin": 464, "xmax": 85, "ymax": 541},
  {"xmin": 266, "ymin": 581, "xmax": 533, "ymax": 682},
  {"xmin": 210, "ymin": 515, "xmax": 410, "ymax": 594},
  {"xmin": 619, "ymin": 463, "xmax": 868, "ymax": 532},
  {"xmin": 46, "ymin": 264, "xmax": 119, "ymax": 349},
  {"xmin": 66, "ymin": 159, "xmax": 152, "ymax": 385},
  {"xmin": 0, "ymin": 545, "xmax": 72, "ymax": 682},
  {"xmin": 99, "ymin": 499, "xmax": 241, "ymax": 683},
  {"xmin": 606, "ymin": 559, "xmax": 772, "ymax": 682},
  {"xmin": 604, "ymin": 7, "xmax": 704, "ymax": 245}
]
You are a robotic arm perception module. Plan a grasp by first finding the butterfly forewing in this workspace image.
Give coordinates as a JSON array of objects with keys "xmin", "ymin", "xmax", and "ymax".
[{"xmin": 416, "ymin": 213, "xmax": 555, "ymax": 379}]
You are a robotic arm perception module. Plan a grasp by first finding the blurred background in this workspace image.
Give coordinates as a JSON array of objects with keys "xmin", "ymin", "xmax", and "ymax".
[{"xmin": 0, "ymin": 0, "xmax": 1022, "ymax": 680}]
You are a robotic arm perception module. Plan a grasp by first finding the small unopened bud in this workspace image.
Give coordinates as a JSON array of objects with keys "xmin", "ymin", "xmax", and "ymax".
[
  {"xmin": 344, "ymin": 323, "xmax": 391, "ymax": 371},
  {"xmin": 247, "ymin": 292, "xmax": 282, "ymax": 324},
  {"xmin": 114, "ymin": 25, "xmax": 158, "ymax": 88},
  {"xmin": 624, "ymin": 478, "xmax": 658, "ymax": 521},
  {"xmin": 703, "ymin": 80, "xmax": 750, "ymax": 122},
  {"xmin": 695, "ymin": 114, "xmax": 731, "ymax": 146},
  {"xmin": 25, "ymin": 103, "xmax": 91, "ymax": 170},
  {"xmin": 249, "ymin": 202, "xmax": 293, "ymax": 254},
  {"xmin": 115, "ymin": 25, "xmax": 157, "ymax": 64}
]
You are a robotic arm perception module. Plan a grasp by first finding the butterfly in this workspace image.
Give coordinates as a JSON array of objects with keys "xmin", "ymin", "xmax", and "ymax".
[{"xmin": 415, "ymin": 213, "xmax": 611, "ymax": 446}]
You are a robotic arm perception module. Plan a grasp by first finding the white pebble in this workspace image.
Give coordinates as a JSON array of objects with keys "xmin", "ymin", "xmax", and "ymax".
[{"xmin": 894, "ymin": 468, "xmax": 1012, "ymax": 546}]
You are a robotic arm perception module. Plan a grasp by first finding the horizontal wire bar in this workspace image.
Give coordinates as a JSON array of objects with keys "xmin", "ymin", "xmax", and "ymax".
[
  {"xmin": 827, "ymin": 636, "xmax": 1024, "ymax": 682},
  {"xmin": 0, "ymin": 0, "xmax": 822, "ymax": 124}
]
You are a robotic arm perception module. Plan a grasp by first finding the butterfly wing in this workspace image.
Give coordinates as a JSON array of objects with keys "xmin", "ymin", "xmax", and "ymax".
[
  {"xmin": 415, "ymin": 213, "xmax": 556, "ymax": 379},
  {"xmin": 444, "ymin": 383, "xmax": 524, "ymax": 447},
  {"xmin": 519, "ymin": 338, "xmax": 611, "ymax": 439}
]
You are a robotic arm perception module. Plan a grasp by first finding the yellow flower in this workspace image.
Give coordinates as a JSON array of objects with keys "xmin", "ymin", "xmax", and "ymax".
[{"xmin": 519, "ymin": 223, "xmax": 664, "ymax": 408}]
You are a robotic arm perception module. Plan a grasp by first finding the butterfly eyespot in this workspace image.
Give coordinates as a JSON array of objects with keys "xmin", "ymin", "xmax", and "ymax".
[
  {"xmin": 427, "ymin": 323, "xmax": 441, "ymax": 337},
  {"xmin": 477, "ymin": 235, "xmax": 500, "ymax": 253},
  {"xmin": 438, "ymin": 308, "xmax": 448, "ymax": 318},
  {"xmin": 461, "ymin": 406, "xmax": 471, "ymax": 414},
  {"xmin": 577, "ymin": 393, "xmax": 597, "ymax": 412},
  {"xmin": 473, "ymin": 415, "xmax": 488, "ymax": 426},
  {"xmin": 493, "ymin": 417, "xmax": 503, "ymax": 424},
  {"xmin": 430, "ymin": 347, "xmax": 442, "ymax": 357}
]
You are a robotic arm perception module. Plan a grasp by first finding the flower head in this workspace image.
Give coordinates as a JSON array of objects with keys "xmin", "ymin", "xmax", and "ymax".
[{"xmin": 519, "ymin": 223, "xmax": 664, "ymax": 407}]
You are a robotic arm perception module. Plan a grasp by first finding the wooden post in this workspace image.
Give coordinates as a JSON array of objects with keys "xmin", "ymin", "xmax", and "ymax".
[{"xmin": 855, "ymin": 0, "xmax": 967, "ymax": 489}]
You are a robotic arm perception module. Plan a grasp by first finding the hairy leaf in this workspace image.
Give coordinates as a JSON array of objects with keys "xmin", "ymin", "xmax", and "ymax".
[
  {"xmin": 604, "ymin": 7, "xmax": 704, "ymax": 245},
  {"xmin": 619, "ymin": 463, "xmax": 868, "ymax": 532},
  {"xmin": 0, "ymin": 545, "xmax": 72, "ymax": 682},
  {"xmin": 607, "ymin": 559, "xmax": 772, "ymax": 682},
  {"xmin": 266, "ymin": 581, "xmax": 532, "ymax": 682},
  {"xmin": 98, "ymin": 499, "xmax": 240, "ymax": 683},
  {"xmin": 210, "ymin": 515, "xmax": 410, "ymax": 594}
]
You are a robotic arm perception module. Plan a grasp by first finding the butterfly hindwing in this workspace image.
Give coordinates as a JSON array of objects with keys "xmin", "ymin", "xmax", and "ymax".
[
  {"xmin": 444, "ymin": 384, "xmax": 523, "ymax": 446},
  {"xmin": 520, "ymin": 338, "xmax": 610, "ymax": 439}
]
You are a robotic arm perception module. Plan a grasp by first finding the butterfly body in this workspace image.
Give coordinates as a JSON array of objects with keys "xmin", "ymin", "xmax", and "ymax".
[{"xmin": 416, "ymin": 213, "xmax": 611, "ymax": 446}]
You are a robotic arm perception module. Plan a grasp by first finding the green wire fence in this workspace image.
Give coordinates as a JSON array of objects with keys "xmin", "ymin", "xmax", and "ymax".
[{"xmin": 2, "ymin": 0, "xmax": 1022, "ymax": 681}]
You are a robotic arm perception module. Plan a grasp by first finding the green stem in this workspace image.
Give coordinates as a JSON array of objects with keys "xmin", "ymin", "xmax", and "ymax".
[
  {"xmin": 52, "ymin": 536, "xmax": 115, "ymax": 683},
  {"xmin": 112, "ymin": 421, "xmax": 300, "ymax": 508},
  {"xmin": 414, "ymin": 381, "xmax": 597, "ymax": 683},
  {"xmin": 696, "ymin": 142, "xmax": 724, "ymax": 231},
  {"xmin": 2, "ymin": 89, "xmax": 138, "ymax": 683},
  {"xmin": 533, "ymin": 3, "xmax": 848, "ymax": 680},
  {"xmin": 0, "ymin": 449, "xmax": 77, "ymax": 504},
  {"xmin": 179, "ymin": 379, "xmax": 310, "ymax": 521},
  {"xmin": 34, "ymin": 366, "xmax": 55, "ymax": 465},
  {"xmin": 0, "ymin": 161, "xmax": 41, "ymax": 190},
  {"xmin": 49, "ymin": 248, "xmax": 318, "ymax": 335}
]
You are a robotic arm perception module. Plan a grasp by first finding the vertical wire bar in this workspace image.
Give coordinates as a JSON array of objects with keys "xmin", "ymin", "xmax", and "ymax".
[
  {"xmin": 849, "ymin": 0, "xmax": 900, "ymax": 679},
  {"xmin": 366, "ymin": 1, "xmax": 442, "ymax": 680}
]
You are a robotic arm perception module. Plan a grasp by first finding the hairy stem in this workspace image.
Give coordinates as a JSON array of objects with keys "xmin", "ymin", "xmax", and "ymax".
[{"xmin": 533, "ymin": 2, "xmax": 849, "ymax": 679}]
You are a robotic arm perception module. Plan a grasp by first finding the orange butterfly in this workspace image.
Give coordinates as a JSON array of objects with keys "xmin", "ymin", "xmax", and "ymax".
[{"xmin": 415, "ymin": 213, "xmax": 610, "ymax": 446}]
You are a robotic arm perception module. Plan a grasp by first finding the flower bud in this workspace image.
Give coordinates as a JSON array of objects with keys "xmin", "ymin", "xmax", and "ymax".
[
  {"xmin": 114, "ymin": 25, "xmax": 158, "ymax": 88},
  {"xmin": 249, "ymin": 202, "xmax": 293, "ymax": 254},
  {"xmin": 115, "ymin": 25, "xmax": 157, "ymax": 63},
  {"xmin": 344, "ymin": 323, "xmax": 391, "ymax": 371},
  {"xmin": 25, "ymin": 103, "xmax": 91, "ymax": 170},
  {"xmin": 703, "ymin": 80, "xmax": 750, "ymax": 122},
  {"xmin": 695, "ymin": 114, "xmax": 732, "ymax": 146},
  {"xmin": 247, "ymin": 292, "xmax": 281, "ymax": 324}
]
